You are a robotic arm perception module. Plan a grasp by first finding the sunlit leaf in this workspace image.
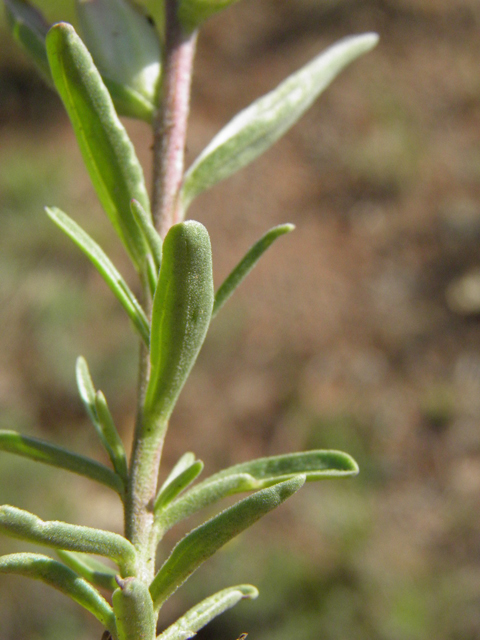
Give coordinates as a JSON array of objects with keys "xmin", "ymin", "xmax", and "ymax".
[
  {"xmin": 181, "ymin": 33, "xmax": 379, "ymax": 211},
  {"xmin": 46, "ymin": 23, "xmax": 152, "ymax": 269},
  {"xmin": 150, "ymin": 476, "xmax": 305, "ymax": 609}
]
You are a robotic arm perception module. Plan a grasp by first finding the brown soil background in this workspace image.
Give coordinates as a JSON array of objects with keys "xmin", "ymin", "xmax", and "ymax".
[{"xmin": 1, "ymin": 1, "xmax": 480, "ymax": 639}]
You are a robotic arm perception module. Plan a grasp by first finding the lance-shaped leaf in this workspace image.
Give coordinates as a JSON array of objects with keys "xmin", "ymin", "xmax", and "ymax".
[
  {"xmin": 0, "ymin": 553, "xmax": 117, "ymax": 633},
  {"xmin": 156, "ymin": 450, "xmax": 358, "ymax": 534},
  {"xmin": 56, "ymin": 550, "xmax": 118, "ymax": 591},
  {"xmin": 4, "ymin": 0, "xmax": 52, "ymax": 84},
  {"xmin": 178, "ymin": 0, "xmax": 241, "ymax": 33},
  {"xmin": 213, "ymin": 223, "xmax": 294, "ymax": 318},
  {"xmin": 144, "ymin": 221, "xmax": 214, "ymax": 429},
  {"xmin": 76, "ymin": 0, "xmax": 161, "ymax": 123},
  {"xmin": 0, "ymin": 429, "xmax": 123, "ymax": 495},
  {"xmin": 155, "ymin": 458, "xmax": 204, "ymax": 513},
  {"xmin": 95, "ymin": 392, "xmax": 129, "ymax": 484},
  {"xmin": 157, "ymin": 584, "xmax": 258, "ymax": 640},
  {"xmin": 0, "ymin": 506, "xmax": 137, "ymax": 576},
  {"xmin": 76, "ymin": 357, "xmax": 128, "ymax": 483},
  {"xmin": 181, "ymin": 33, "xmax": 379, "ymax": 211},
  {"xmin": 150, "ymin": 476, "xmax": 305, "ymax": 610},
  {"xmin": 46, "ymin": 207, "xmax": 149, "ymax": 344},
  {"xmin": 46, "ymin": 23, "xmax": 152, "ymax": 269},
  {"xmin": 131, "ymin": 199, "xmax": 163, "ymax": 272}
]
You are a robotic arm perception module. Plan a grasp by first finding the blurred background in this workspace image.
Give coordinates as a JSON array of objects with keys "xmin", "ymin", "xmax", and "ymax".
[{"xmin": 1, "ymin": 0, "xmax": 480, "ymax": 638}]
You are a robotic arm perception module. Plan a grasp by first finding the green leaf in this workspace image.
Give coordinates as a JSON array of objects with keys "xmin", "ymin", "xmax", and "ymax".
[
  {"xmin": 149, "ymin": 476, "xmax": 305, "ymax": 610},
  {"xmin": 0, "ymin": 553, "xmax": 117, "ymax": 634},
  {"xmin": 157, "ymin": 584, "xmax": 258, "ymax": 640},
  {"xmin": 0, "ymin": 429, "xmax": 124, "ymax": 495},
  {"xmin": 76, "ymin": 0, "xmax": 161, "ymax": 112},
  {"xmin": 144, "ymin": 221, "xmax": 214, "ymax": 429},
  {"xmin": 46, "ymin": 207, "xmax": 149, "ymax": 344},
  {"xmin": 155, "ymin": 459, "xmax": 203, "ymax": 513},
  {"xmin": 213, "ymin": 223, "xmax": 294, "ymax": 318},
  {"xmin": 177, "ymin": 0, "xmax": 241, "ymax": 32},
  {"xmin": 46, "ymin": 22, "xmax": 152, "ymax": 269},
  {"xmin": 113, "ymin": 577, "xmax": 156, "ymax": 640},
  {"xmin": 0, "ymin": 505, "xmax": 137, "ymax": 576},
  {"xmin": 130, "ymin": 199, "xmax": 163, "ymax": 272},
  {"xmin": 181, "ymin": 33, "xmax": 379, "ymax": 211},
  {"xmin": 4, "ymin": 0, "xmax": 52, "ymax": 85},
  {"xmin": 157, "ymin": 450, "xmax": 358, "ymax": 534},
  {"xmin": 95, "ymin": 391, "xmax": 129, "ymax": 485},
  {"xmin": 56, "ymin": 550, "xmax": 118, "ymax": 591},
  {"xmin": 102, "ymin": 76, "xmax": 156, "ymax": 123}
]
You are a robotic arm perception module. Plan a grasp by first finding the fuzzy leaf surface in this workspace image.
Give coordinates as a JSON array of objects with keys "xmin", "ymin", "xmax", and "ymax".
[
  {"xmin": 46, "ymin": 22, "xmax": 152, "ymax": 269},
  {"xmin": 0, "ymin": 506, "xmax": 137, "ymax": 575},
  {"xmin": 0, "ymin": 553, "xmax": 116, "ymax": 633},
  {"xmin": 0, "ymin": 429, "xmax": 123, "ymax": 495},
  {"xmin": 56, "ymin": 550, "xmax": 118, "ymax": 591},
  {"xmin": 157, "ymin": 584, "xmax": 258, "ymax": 640},
  {"xmin": 155, "ymin": 460, "xmax": 204, "ymax": 513},
  {"xmin": 144, "ymin": 221, "xmax": 214, "ymax": 428},
  {"xmin": 181, "ymin": 33, "xmax": 379, "ymax": 210},
  {"xmin": 213, "ymin": 223, "xmax": 294, "ymax": 317},
  {"xmin": 46, "ymin": 207, "xmax": 149, "ymax": 343},
  {"xmin": 157, "ymin": 450, "xmax": 357, "ymax": 533},
  {"xmin": 150, "ymin": 476, "xmax": 305, "ymax": 609}
]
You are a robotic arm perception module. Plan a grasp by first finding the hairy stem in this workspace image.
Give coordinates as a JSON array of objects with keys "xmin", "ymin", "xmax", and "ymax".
[
  {"xmin": 126, "ymin": 1, "xmax": 197, "ymax": 582},
  {"xmin": 151, "ymin": 0, "xmax": 198, "ymax": 238}
]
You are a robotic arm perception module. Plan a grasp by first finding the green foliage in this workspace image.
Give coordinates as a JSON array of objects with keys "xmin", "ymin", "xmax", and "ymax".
[{"xmin": 0, "ymin": 1, "xmax": 378, "ymax": 638}]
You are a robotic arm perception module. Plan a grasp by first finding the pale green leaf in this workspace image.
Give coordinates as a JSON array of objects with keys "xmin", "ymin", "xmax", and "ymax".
[
  {"xmin": 56, "ymin": 550, "xmax": 118, "ymax": 591},
  {"xmin": 181, "ymin": 33, "xmax": 379, "ymax": 210},
  {"xmin": 0, "ymin": 429, "xmax": 123, "ymax": 495},
  {"xmin": 157, "ymin": 584, "xmax": 258, "ymax": 640},
  {"xmin": 0, "ymin": 505, "xmax": 137, "ymax": 576},
  {"xmin": 46, "ymin": 207, "xmax": 149, "ymax": 344},
  {"xmin": 155, "ymin": 459, "xmax": 203, "ymax": 513},
  {"xmin": 144, "ymin": 221, "xmax": 214, "ymax": 431},
  {"xmin": 150, "ymin": 476, "xmax": 305, "ymax": 610},
  {"xmin": 0, "ymin": 553, "xmax": 117, "ymax": 633},
  {"xmin": 157, "ymin": 450, "xmax": 357, "ymax": 534},
  {"xmin": 95, "ymin": 391, "xmax": 129, "ymax": 485},
  {"xmin": 213, "ymin": 223, "xmax": 294, "ymax": 317},
  {"xmin": 46, "ymin": 22, "xmax": 152, "ymax": 269}
]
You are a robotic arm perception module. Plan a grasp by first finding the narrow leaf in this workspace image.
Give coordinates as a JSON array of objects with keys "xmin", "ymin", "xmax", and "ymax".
[
  {"xmin": 131, "ymin": 199, "xmax": 163, "ymax": 271},
  {"xmin": 95, "ymin": 391, "xmax": 129, "ymax": 484},
  {"xmin": 56, "ymin": 550, "xmax": 118, "ymax": 591},
  {"xmin": 178, "ymin": 0, "xmax": 240, "ymax": 32},
  {"xmin": 213, "ymin": 223, "xmax": 294, "ymax": 318},
  {"xmin": 0, "ymin": 429, "xmax": 123, "ymax": 495},
  {"xmin": 144, "ymin": 221, "xmax": 214, "ymax": 429},
  {"xmin": 155, "ymin": 459, "xmax": 204, "ymax": 513},
  {"xmin": 157, "ymin": 450, "xmax": 358, "ymax": 534},
  {"xmin": 4, "ymin": 0, "xmax": 52, "ymax": 85},
  {"xmin": 0, "ymin": 505, "xmax": 137, "ymax": 576},
  {"xmin": 0, "ymin": 553, "xmax": 117, "ymax": 633},
  {"xmin": 157, "ymin": 584, "xmax": 258, "ymax": 640},
  {"xmin": 46, "ymin": 207, "xmax": 149, "ymax": 344},
  {"xmin": 46, "ymin": 22, "xmax": 152, "ymax": 269},
  {"xmin": 76, "ymin": 0, "xmax": 161, "ymax": 107},
  {"xmin": 181, "ymin": 33, "xmax": 379, "ymax": 210},
  {"xmin": 150, "ymin": 476, "xmax": 305, "ymax": 609}
]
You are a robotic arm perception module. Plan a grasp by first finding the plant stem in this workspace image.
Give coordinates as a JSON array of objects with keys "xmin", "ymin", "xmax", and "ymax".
[
  {"xmin": 151, "ymin": 1, "xmax": 198, "ymax": 238},
  {"xmin": 126, "ymin": 1, "xmax": 197, "ymax": 582}
]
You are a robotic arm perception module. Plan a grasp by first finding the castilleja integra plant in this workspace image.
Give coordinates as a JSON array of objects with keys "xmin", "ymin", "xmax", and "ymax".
[{"xmin": 0, "ymin": 1, "xmax": 378, "ymax": 638}]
